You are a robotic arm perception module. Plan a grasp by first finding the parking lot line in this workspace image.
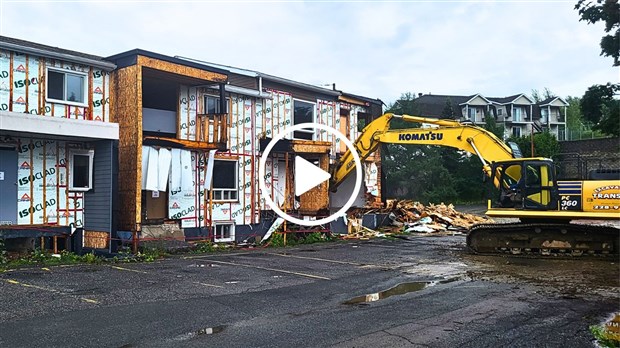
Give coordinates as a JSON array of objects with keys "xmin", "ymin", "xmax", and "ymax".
[
  {"xmin": 267, "ymin": 252, "xmax": 372, "ymax": 267},
  {"xmin": 2, "ymin": 279, "xmax": 98, "ymax": 304},
  {"xmin": 194, "ymin": 282, "xmax": 224, "ymax": 288},
  {"xmin": 182, "ymin": 252, "xmax": 253, "ymax": 259},
  {"xmin": 110, "ymin": 265, "xmax": 148, "ymax": 274},
  {"xmin": 202, "ymin": 259, "xmax": 331, "ymax": 280}
]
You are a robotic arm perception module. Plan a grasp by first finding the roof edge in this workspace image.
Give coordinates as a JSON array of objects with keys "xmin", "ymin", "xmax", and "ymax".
[{"xmin": 0, "ymin": 41, "xmax": 116, "ymax": 71}]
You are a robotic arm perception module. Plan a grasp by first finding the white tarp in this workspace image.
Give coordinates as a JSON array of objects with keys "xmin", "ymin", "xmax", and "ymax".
[
  {"xmin": 203, "ymin": 149, "xmax": 217, "ymax": 190},
  {"xmin": 158, "ymin": 148, "xmax": 171, "ymax": 192},
  {"xmin": 170, "ymin": 148, "xmax": 182, "ymax": 193},
  {"xmin": 144, "ymin": 147, "xmax": 159, "ymax": 191},
  {"xmin": 180, "ymin": 150, "xmax": 193, "ymax": 193}
]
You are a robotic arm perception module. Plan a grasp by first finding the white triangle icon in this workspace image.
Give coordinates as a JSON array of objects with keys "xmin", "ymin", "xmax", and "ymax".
[{"xmin": 295, "ymin": 156, "xmax": 331, "ymax": 196}]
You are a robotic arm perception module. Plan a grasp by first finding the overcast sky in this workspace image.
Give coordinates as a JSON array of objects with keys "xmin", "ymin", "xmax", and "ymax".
[{"xmin": 1, "ymin": 0, "xmax": 617, "ymax": 105}]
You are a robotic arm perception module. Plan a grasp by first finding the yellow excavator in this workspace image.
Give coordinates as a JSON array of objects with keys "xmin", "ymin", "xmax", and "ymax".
[{"xmin": 331, "ymin": 113, "xmax": 620, "ymax": 256}]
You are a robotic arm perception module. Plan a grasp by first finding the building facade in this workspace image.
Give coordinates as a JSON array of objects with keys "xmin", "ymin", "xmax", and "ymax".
[
  {"xmin": 0, "ymin": 36, "xmax": 119, "ymax": 251},
  {"xmin": 413, "ymin": 93, "xmax": 568, "ymax": 140}
]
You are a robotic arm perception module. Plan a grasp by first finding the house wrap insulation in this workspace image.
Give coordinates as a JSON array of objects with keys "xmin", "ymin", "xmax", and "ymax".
[
  {"xmin": 0, "ymin": 50, "xmax": 111, "ymax": 121},
  {"xmin": 143, "ymin": 86, "xmax": 378, "ymax": 229},
  {"xmin": 0, "ymin": 49, "xmax": 111, "ymax": 228}
]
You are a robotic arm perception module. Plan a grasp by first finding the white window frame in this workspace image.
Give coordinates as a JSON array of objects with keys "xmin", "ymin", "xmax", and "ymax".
[
  {"xmin": 513, "ymin": 107, "xmax": 522, "ymax": 122},
  {"xmin": 46, "ymin": 67, "xmax": 88, "ymax": 107},
  {"xmin": 213, "ymin": 221, "xmax": 235, "ymax": 243},
  {"xmin": 541, "ymin": 108, "xmax": 548, "ymax": 123},
  {"xmin": 211, "ymin": 159, "xmax": 238, "ymax": 202},
  {"xmin": 497, "ymin": 108, "xmax": 503, "ymax": 116},
  {"xmin": 69, "ymin": 149, "xmax": 94, "ymax": 191},
  {"xmin": 293, "ymin": 98, "xmax": 316, "ymax": 140},
  {"xmin": 512, "ymin": 126, "xmax": 521, "ymax": 138}
]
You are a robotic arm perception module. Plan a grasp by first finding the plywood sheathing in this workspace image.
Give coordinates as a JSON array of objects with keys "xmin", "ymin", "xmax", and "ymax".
[
  {"xmin": 291, "ymin": 140, "xmax": 332, "ymax": 154},
  {"xmin": 338, "ymin": 95, "xmax": 369, "ymax": 107},
  {"xmin": 290, "ymin": 140, "xmax": 331, "ymax": 214},
  {"xmin": 111, "ymin": 65, "xmax": 142, "ymax": 231},
  {"xmin": 136, "ymin": 55, "xmax": 227, "ymax": 83}
]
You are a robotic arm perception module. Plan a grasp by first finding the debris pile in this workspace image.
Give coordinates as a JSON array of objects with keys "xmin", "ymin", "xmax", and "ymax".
[{"xmin": 344, "ymin": 200, "xmax": 492, "ymax": 239}]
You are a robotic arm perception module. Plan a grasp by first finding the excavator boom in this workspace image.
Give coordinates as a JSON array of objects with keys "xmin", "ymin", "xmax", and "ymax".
[
  {"xmin": 330, "ymin": 113, "xmax": 620, "ymax": 257},
  {"xmin": 331, "ymin": 113, "xmax": 516, "ymax": 190}
]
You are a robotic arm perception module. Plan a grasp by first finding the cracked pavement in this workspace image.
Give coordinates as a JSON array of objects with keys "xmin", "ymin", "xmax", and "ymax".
[{"xmin": 0, "ymin": 236, "xmax": 617, "ymax": 347}]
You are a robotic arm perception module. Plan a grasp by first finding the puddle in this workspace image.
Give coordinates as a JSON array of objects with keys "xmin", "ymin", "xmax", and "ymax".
[
  {"xmin": 169, "ymin": 325, "xmax": 226, "ymax": 342},
  {"xmin": 343, "ymin": 279, "xmax": 457, "ymax": 305}
]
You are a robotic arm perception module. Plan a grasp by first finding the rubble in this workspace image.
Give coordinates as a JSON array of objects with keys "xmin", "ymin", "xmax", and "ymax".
[{"xmin": 343, "ymin": 200, "xmax": 493, "ymax": 239}]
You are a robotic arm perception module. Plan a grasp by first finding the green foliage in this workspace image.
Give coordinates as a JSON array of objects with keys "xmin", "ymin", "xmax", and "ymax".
[
  {"xmin": 136, "ymin": 246, "xmax": 167, "ymax": 262},
  {"xmin": 0, "ymin": 249, "xmax": 103, "ymax": 269},
  {"xmin": 589, "ymin": 324, "xmax": 620, "ymax": 348},
  {"xmin": 565, "ymin": 96, "xmax": 583, "ymax": 132},
  {"xmin": 599, "ymin": 98, "xmax": 620, "ymax": 136},
  {"xmin": 575, "ymin": 0, "xmax": 620, "ymax": 66},
  {"xmin": 265, "ymin": 232, "xmax": 333, "ymax": 247},
  {"xmin": 441, "ymin": 97, "xmax": 455, "ymax": 118},
  {"xmin": 531, "ymin": 88, "xmax": 556, "ymax": 103},
  {"xmin": 381, "ymin": 91, "xmax": 490, "ymax": 204},
  {"xmin": 508, "ymin": 131, "xmax": 560, "ymax": 158},
  {"xmin": 484, "ymin": 113, "xmax": 506, "ymax": 139},
  {"xmin": 0, "ymin": 239, "xmax": 7, "ymax": 265},
  {"xmin": 581, "ymin": 83, "xmax": 620, "ymax": 136}
]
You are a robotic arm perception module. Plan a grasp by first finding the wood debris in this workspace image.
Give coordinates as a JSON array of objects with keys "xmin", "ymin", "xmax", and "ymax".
[{"xmin": 343, "ymin": 200, "xmax": 492, "ymax": 239}]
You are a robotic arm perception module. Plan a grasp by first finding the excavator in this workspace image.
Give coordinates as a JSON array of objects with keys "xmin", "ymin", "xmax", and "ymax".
[{"xmin": 330, "ymin": 113, "xmax": 620, "ymax": 256}]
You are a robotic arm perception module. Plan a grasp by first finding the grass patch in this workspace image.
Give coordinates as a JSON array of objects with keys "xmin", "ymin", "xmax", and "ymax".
[
  {"xmin": 266, "ymin": 232, "xmax": 334, "ymax": 247},
  {"xmin": 590, "ymin": 324, "xmax": 620, "ymax": 348},
  {"xmin": 0, "ymin": 249, "xmax": 104, "ymax": 270}
]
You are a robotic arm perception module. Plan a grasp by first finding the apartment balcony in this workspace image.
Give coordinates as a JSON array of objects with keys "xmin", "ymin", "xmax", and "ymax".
[{"xmin": 142, "ymin": 108, "xmax": 228, "ymax": 150}]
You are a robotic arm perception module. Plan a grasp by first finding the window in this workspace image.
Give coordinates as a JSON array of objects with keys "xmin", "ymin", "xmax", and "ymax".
[
  {"xmin": 46, "ymin": 68, "xmax": 87, "ymax": 105},
  {"xmin": 69, "ymin": 150, "xmax": 94, "ymax": 191},
  {"xmin": 468, "ymin": 107, "xmax": 476, "ymax": 121},
  {"xmin": 497, "ymin": 109, "xmax": 503, "ymax": 116},
  {"xmin": 204, "ymin": 95, "xmax": 229, "ymax": 114},
  {"xmin": 214, "ymin": 222, "xmax": 235, "ymax": 242},
  {"xmin": 541, "ymin": 108, "xmax": 548, "ymax": 123},
  {"xmin": 293, "ymin": 100, "xmax": 315, "ymax": 140},
  {"xmin": 513, "ymin": 107, "xmax": 522, "ymax": 122},
  {"xmin": 211, "ymin": 159, "xmax": 238, "ymax": 201},
  {"xmin": 512, "ymin": 126, "xmax": 521, "ymax": 138}
]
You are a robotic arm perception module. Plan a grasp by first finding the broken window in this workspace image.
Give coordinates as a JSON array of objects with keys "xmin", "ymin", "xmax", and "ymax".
[
  {"xmin": 214, "ymin": 222, "xmax": 235, "ymax": 242},
  {"xmin": 47, "ymin": 68, "xmax": 87, "ymax": 105},
  {"xmin": 293, "ymin": 99, "xmax": 315, "ymax": 140},
  {"xmin": 211, "ymin": 159, "xmax": 238, "ymax": 201},
  {"xmin": 69, "ymin": 150, "xmax": 94, "ymax": 191}
]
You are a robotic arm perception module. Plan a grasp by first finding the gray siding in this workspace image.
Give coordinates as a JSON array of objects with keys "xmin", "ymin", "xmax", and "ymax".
[{"xmin": 84, "ymin": 140, "xmax": 116, "ymax": 233}]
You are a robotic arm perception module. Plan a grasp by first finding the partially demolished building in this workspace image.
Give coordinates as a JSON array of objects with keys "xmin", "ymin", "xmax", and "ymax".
[{"xmin": 0, "ymin": 36, "xmax": 383, "ymax": 251}]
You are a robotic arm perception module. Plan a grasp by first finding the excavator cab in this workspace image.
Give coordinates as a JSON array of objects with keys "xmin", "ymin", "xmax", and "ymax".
[{"xmin": 493, "ymin": 159, "xmax": 559, "ymax": 211}]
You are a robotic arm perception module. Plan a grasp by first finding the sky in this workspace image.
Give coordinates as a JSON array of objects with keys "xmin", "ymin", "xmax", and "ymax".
[{"xmin": 0, "ymin": 0, "xmax": 617, "ymax": 106}]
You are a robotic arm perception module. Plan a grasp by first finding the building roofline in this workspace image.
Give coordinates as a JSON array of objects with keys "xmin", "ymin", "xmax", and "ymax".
[
  {"xmin": 0, "ymin": 36, "xmax": 116, "ymax": 71},
  {"xmin": 106, "ymin": 49, "xmax": 229, "ymax": 75}
]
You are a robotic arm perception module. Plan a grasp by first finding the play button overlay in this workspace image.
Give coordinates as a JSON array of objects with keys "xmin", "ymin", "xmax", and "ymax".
[
  {"xmin": 259, "ymin": 122, "xmax": 362, "ymax": 227},
  {"xmin": 294, "ymin": 156, "xmax": 331, "ymax": 196}
]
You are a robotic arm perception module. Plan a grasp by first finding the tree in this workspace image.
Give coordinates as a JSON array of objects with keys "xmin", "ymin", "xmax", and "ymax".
[
  {"xmin": 531, "ymin": 87, "xmax": 556, "ymax": 103},
  {"xmin": 484, "ymin": 112, "xmax": 505, "ymax": 139},
  {"xmin": 508, "ymin": 131, "xmax": 561, "ymax": 158},
  {"xmin": 441, "ymin": 97, "xmax": 455, "ymax": 118},
  {"xmin": 575, "ymin": 0, "xmax": 620, "ymax": 66},
  {"xmin": 580, "ymin": 83, "xmax": 620, "ymax": 136},
  {"xmin": 565, "ymin": 96, "xmax": 583, "ymax": 132}
]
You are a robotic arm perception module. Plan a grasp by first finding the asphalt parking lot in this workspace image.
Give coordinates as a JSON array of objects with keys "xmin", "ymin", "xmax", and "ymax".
[{"xmin": 0, "ymin": 236, "xmax": 618, "ymax": 347}]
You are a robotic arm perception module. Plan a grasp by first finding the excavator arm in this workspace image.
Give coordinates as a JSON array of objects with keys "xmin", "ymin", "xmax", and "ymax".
[{"xmin": 331, "ymin": 113, "xmax": 517, "ymax": 191}]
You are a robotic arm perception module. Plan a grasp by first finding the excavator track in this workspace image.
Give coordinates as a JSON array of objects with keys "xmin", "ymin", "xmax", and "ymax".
[{"xmin": 467, "ymin": 223, "xmax": 620, "ymax": 257}]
